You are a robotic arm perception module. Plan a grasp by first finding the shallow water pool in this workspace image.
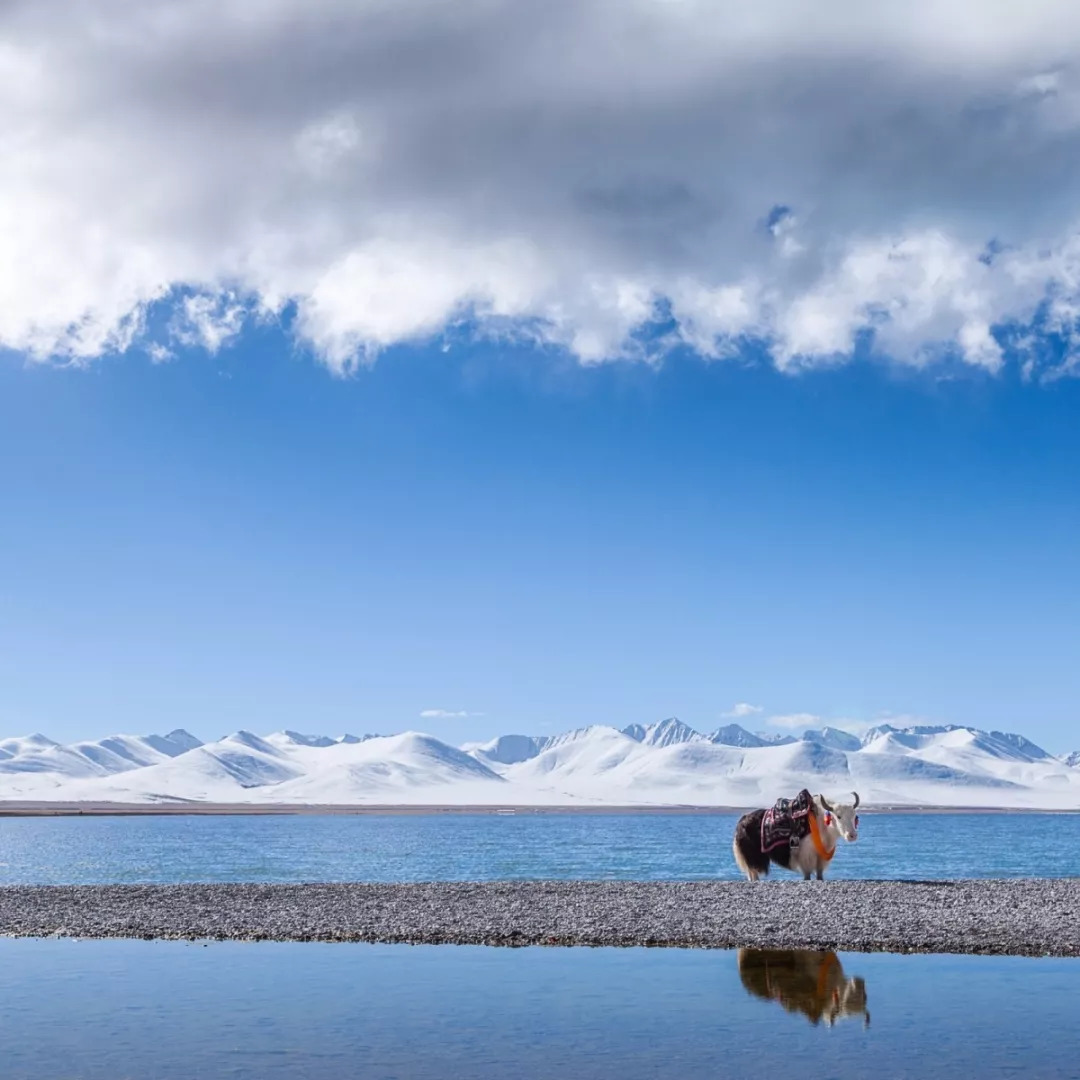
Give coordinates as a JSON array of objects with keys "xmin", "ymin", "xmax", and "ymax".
[{"xmin": 1, "ymin": 939, "xmax": 1077, "ymax": 1079}]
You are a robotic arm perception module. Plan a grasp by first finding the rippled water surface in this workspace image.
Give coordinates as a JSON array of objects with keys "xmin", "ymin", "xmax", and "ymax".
[
  {"xmin": 2, "ymin": 939, "xmax": 1077, "ymax": 1080},
  {"xmin": 1, "ymin": 811, "xmax": 1079, "ymax": 884}
]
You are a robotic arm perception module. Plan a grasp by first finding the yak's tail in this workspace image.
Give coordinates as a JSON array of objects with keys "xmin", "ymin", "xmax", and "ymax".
[{"xmin": 733, "ymin": 835, "xmax": 764, "ymax": 881}]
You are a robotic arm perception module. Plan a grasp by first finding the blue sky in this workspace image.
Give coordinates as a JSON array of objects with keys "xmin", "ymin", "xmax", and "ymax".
[
  {"xmin": 4, "ymin": 1, "xmax": 1080, "ymax": 752},
  {"xmin": 3, "ymin": 333, "xmax": 1079, "ymax": 751}
]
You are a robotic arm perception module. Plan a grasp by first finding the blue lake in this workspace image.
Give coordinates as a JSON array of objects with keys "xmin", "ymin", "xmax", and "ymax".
[
  {"xmin": 1, "ymin": 939, "xmax": 1077, "ymax": 1079},
  {"xmin": 1, "ymin": 811, "xmax": 1079, "ymax": 884}
]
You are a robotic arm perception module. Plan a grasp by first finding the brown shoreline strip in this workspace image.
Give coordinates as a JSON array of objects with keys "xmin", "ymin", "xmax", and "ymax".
[{"xmin": 1, "ymin": 880, "xmax": 1078, "ymax": 956}]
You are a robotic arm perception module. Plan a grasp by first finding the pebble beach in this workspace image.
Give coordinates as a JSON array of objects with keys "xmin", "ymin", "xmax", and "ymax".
[{"xmin": 1, "ymin": 879, "xmax": 1077, "ymax": 956}]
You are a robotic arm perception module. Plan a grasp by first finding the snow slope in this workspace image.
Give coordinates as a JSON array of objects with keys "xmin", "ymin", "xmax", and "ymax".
[
  {"xmin": 1, "ymin": 720, "xmax": 1078, "ymax": 808},
  {"xmin": 254, "ymin": 733, "xmax": 506, "ymax": 803},
  {"xmin": 707, "ymin": 724, "xmax": 770, "ymax": 748},
  {"xmin": 621, "ymin": 717, "xmax": 704, "ymax": 748},
  {"xmin": 462, "ymin": 734, "xmax": 553, "ymax": 766},
  {"xmin": 0, "ymin": 729, "xmax": 205, "ymax": 794}
]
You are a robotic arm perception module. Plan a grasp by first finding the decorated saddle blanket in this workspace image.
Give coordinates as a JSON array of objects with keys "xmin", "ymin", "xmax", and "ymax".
[{"xmin": 761, "ymin": 788, "xmax": 815, "ymax": 854}]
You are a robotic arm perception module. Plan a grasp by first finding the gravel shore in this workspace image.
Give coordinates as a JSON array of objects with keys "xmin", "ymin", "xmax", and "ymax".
[{"xmin": 1, "ymin": 880, "xmax": 1077, "ymax": 956}]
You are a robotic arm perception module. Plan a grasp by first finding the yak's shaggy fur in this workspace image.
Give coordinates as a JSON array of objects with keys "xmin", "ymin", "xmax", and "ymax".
[{"xmin": 733, "ymin": 792, "xmax": 860, "ymax": 881}]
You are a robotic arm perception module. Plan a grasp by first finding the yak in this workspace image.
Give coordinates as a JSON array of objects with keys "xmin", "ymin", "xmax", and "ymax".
[
  {"xmin": 733, "ymin": 791, "xmax": 860, "ymax": 881},
  {"xmin": 738, "ymin": 948, "xmax": 869, "ymax": 1027}
]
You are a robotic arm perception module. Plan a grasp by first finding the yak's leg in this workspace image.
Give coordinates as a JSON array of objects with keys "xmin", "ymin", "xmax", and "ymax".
[
  {"xmin": 815, "ymin": 868, "xmax": 824, "ymax": 880},
  {"xmin": 791, "ymin": 840, "xmax": 813, "ymax": 880}
]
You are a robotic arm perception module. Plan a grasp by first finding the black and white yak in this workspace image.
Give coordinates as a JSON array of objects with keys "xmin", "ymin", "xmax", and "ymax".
[
  {"xmin": 737, "ymin": 948, "xmax": 869, "ymax": 1027},
  {"xmin": 733, "ymin": 791, "xmax": 860, "ymax": 881}
]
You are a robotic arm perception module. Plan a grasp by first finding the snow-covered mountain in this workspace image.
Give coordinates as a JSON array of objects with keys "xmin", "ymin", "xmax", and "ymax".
[
  {"xmin": 0, "ymin": 729, "xmax": 202, "ymax": 783},
  {"xmin": 622, "ymin": 717, "xmax": 704, "ymax": 748},
  {"xmin": 707, "ymin": 724, "xmax": 771, "ymax": 748},
  {"xmin": 462, "ymin": 733, "xmax": 553, "ymax": 766},
  {"xmin": 804, "ymin": 727, "xmax": 863, "ymax": 752},
  {"xmin": 1, "ymin": 720, "xmax": 1078, "ymax": 808}
]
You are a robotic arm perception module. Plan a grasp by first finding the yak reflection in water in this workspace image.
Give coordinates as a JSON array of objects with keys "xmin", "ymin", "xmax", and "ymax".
[{"xmin": 737, "ymin": 949, "xmax": 870, "ymax": 1028}]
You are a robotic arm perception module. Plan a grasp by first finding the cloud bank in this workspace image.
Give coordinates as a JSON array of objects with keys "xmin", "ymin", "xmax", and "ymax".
[
  {"xmin": 722, "ymin": 702, "xmax": 764, "ymax": 719},
  {"xmin": 6, "ymin": 0, "xmax": 1080, "ymax": 376}
]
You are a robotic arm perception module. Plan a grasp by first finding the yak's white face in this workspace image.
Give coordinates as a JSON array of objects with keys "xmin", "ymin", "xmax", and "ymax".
[
  {"xmin": 820, "ymin": 794, "xmax": 860, "ymax": 843},
  {"xmin": 828, "ymin": 975, "xmax": 869, "ymax": 1028}
]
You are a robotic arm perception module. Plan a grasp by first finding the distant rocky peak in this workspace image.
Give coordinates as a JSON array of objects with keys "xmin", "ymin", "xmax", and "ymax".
[
  {"xmin": 281, "ymin": 730, "xmax": 337, "ymax": 748},
  {"xmin": 707, "ymin": 724, "xmax": 767, "ymax": 748},
  {"xmin": 645, "ymin": 718, "xmax": 703, "ymax": 747},
  {"xmin": 620, "ymin": 717, "xmax": 703, "ymax": 748},
  {"xmin": 755, "ymin": 731, "xmax": 798, "ymax": 746},
  {"xmin": 802, "ymin": 727, "xmax": 862, "ymax": 752},
  {"xmin": 987, "ymin": 730, "xmax": 1051, "ymax": 762},
  {"xmin": 161, "ymin": 729, "xmax": 203, "ymax": 752}
]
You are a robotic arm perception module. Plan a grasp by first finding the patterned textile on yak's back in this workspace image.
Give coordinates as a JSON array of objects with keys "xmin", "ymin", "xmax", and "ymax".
[{"xmin": 760, "ymin": 788, "xmax": 815, "ymax": 854}]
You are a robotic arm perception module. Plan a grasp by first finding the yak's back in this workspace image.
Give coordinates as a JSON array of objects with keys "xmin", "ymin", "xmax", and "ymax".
[{"xmin": 760, "ymin": 788, "xmax": 814, "ymax": 853}]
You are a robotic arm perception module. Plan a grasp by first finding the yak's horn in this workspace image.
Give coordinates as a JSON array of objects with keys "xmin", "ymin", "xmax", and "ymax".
[
  {"xmin": 852, "ymin": 791, "xmax": 860, "ymax": 810},
  {"xmin": 819, "ymin": 794, "xmax": 834, "ymax": 812}
]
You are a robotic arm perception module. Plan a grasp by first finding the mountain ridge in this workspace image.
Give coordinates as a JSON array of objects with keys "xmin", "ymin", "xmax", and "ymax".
[{"xmin": 0, "ymin": 720, "xmax": 1077, "ymax": 808}]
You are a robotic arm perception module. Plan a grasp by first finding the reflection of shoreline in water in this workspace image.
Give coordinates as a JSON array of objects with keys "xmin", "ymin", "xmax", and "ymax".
[{"xmin": 737, "ymin": 949, "xmax": 870, "ymax": 1028}]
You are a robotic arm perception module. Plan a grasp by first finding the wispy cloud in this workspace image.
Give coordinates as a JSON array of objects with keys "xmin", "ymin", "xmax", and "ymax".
[
  {"xmin": 6, "ymin": 1, "xmax": 1080, "ymax": 377},
  {"xmin": 767, "ymin": 711, "xmax": 899, "ymax": 734},
  {"xmin": 767, "ymin": 712, "xmax": 823, "ymax": 730},
  {"xmin": 419, "ymin": 709, "xmax": 483, "ymax": 720},
  {"xmin": 722, "ymin": 702, "xmax": 764, "ymax": 719}
]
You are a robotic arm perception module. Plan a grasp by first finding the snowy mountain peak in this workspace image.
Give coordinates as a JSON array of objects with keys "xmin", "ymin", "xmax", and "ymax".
[
  {"xmin": 860, "ymin": 724, "xmax": 1052, "ymax": 763},
  {"xmin": 622, "ymin": 717, "xmax": 702, "ymax": 748},
  {"xmin": 464, "ymin": 733, "xmax": 549, "ymax": 766},
  {"xmin": 756, "ymin": 732, "xmax": 798, "ymax": 746},
  {"xmin": 274, "ymin": 731, "xmax": 338, "ymax": 748},
  {"xmin": 987, "ymin": 731, "xmax": 1052, "ymax": 762},
  {"xmin": 1, "ymin": 718, "xmax": 1078, "ymax": 808},
  {"xmin": 707, "ymin": 724, "xmax": 768, "ymax": 748},
  {"xmin": 159, "ymin": 729, "xmax": 203, "ymax": 753},
  {"xmin": 0, "ymin": 733, "xmax": 58, "ymax": 760},
  {"xmin": 802, "ymin": 727, "xmax": 862, "ymax": 752},
  {"xmin": 860, "ymin": 722, "xmax": 991, "ymax": 745},
  {"xmin": 222, "ymin": 730, "xmax": 283, "ymax": 756}
]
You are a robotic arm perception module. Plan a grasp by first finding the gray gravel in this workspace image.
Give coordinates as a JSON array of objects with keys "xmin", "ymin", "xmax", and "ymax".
[{"xmin": 0, "ymin": 880, "xmax": 1077, "ymax": 956}]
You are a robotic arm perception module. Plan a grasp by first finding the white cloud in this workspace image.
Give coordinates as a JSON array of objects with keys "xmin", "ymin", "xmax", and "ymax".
[
  {"xmin": 419, "ymin": 709, "xmax": 482, "ymax": 720},
  {"xmin": 767, "ymin": 712, "xmax": 916, "ymax": 734},
  {"xmin": 767, "ymin": 712, "xmax": 823, "ymax": 730},
  {"xmin": 170, "ymin": 293, "xmax": 250, "ymax": 354},
  {"xmin": 5, "ymin": 0, "xmax": 1080, "ymax": 376},
  {"xmin": 722, "ymin": 702, "xmax": 764, "ymax": 719},
  {"xmin": 146, "ymin": 342, "xmax": 174, "ymax": 364}
]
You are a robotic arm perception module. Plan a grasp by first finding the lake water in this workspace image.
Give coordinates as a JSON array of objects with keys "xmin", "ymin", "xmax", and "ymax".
[
  {"xmin": 1, "ymin": 939, "xmax": 1077, "ymax": 1079},
  {"xmin": 1, "ymin": 811, "xmax": 1079, "ymax": 884}
]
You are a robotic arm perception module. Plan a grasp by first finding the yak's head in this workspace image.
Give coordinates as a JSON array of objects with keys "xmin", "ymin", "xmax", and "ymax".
[
  {"xmin": 819, "ymin": 792, "xmax": 860, "ymax": 843},
  {"xmin": 826, "ymin": 973, "xmax": 870, "ymax": 1029}
]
